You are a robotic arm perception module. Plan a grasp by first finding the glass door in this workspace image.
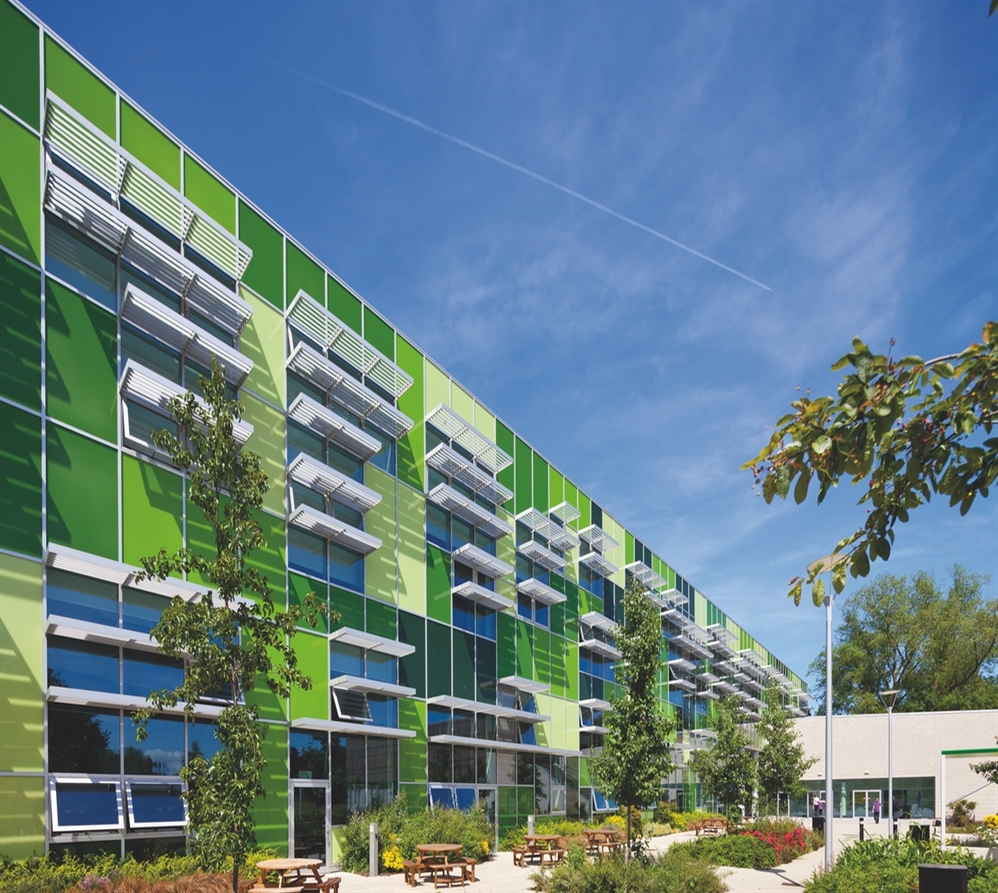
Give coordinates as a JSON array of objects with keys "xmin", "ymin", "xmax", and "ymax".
[
  {"xmin": 852, "ymin": 789, "xmax": 880, "ymax": 819},
  {"xmin": 292, "ymin": 782, "xmax": 330, "ymax": 863}
]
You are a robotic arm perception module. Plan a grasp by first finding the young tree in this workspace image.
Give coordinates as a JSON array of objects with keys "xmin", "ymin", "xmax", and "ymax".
[
  {"xmin": 590, "ymin": 583, "xmax": 675, "ymax": 860},
  {"xmin": 743, "ymin": 322, "xmax": 997, "ymax": 607},
  {"xmin": 134, "ymin": 360, "xmax": 327, "ymax": 893},
  {"xmin": 756, "ymin": 681, "xmax": 816, "ymax": 815},
  {"xmin": 687, "ymin": 695, "xmax": 756, "ymax": 822}
]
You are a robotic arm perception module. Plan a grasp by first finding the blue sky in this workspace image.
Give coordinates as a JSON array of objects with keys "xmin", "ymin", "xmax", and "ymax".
[{"xmin": 26, "ymin": 0, "xmax": 997, "ymax": 688}]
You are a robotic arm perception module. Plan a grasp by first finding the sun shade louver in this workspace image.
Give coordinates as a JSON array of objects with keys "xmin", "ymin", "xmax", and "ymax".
[
  {"xmin": 184, "ymin": 275, "xmax": 253, "ymax": 338},
  {"xmin": 579, "ymin": 697, "xmax": 612, "ymax": 712},
  {"xmin": 45, "ymin": 97, "xmax": 121, "ymax": 186},
  {"xmin": 452, "ymin": 581, "xmax": 514, "ymax": 612},
  {"xmin": 668, "ymin": 657, "xmax": 696, "ymax": 673},
  {"xmin": 451, "ymin": 543, "xmax": 514, "ymax": 579},
  {"xmin": 287, "ymin": 341, "xmax": 413, "ymax": 440},
  {"xmin": 579, "ymin": 638, "xmax": 622, "ymax": 661},
  {"xmin": 714, "ymin": 680, "xmax": 738, "ymax": 695},
  {"xmin": 516, "ymin": 577, "xmax": 566, "ymax": 606},
  {"xmin": 329, "ymin": 674, "xmax": 416, "ymax": 699},
  {"xmin": 288, "ymin": 505, "xmax": 382, "ymax": 555},
  {"xmin": 517, "ymin": 539, "xmax": 566, "ymax": 572},
  {"xmin": 291, "ymin": 717, "xmax": 416, "ymax": 739},
  {"xmin": 425, "ymin": 443, "xmax": 512, "ymax": 506},
  {"xmin": 516, "ymin": 508, "xmax": 555, "ymax": 539},
  {"xmin": 579, "ymin": 525, "xmax": 619, "ymax": 554},
  {"xmin": 287, "ymin": 393, "xmax": 381, "ymax": 462},
  {"xmin": 498, "ymin": 675, "xmax": 549, "ymax": 695},
  {"xmin": 427, "ymin": 484, "xmax": 512, "ymax": 539},
  {"xmin": 696, "ymin": 689, "xmax": 719, "ymax": 701},
  {"xmin": 624, "ymin": 560, "xmax": 667, "ymax": 593},
  {"xmin": 328, "ymin": 626, "xmax": 414, "ymax": 657},
  {"xmin": 549, "ymin": 501, "xmax": 581, "ymax": 525},
  {"xmin": 425, "ymin": 694, "xmax": 549, "ymax": 724},
  {"xmin": 286, "ymin": 291, "xmax": 413, "ymax": 400},
  {"xmin": 580, "ymin": 612, "xmax": 617, "ymax": 635},
  {"xmin": 548, "ymin": 527, "xmax": 580, "ymax": 551},
  {"xmin": 578, "ymin": 551, "xmax": 618, "ymax": 578},
  {"xmin": 670, "ymin": 634, "xmax": 712, "ymax": 659},
  {"xmin": 288, "ymin": 454, "xmax": 382, "ymax": 514},
  {"xmin": 119, "ymin": 359, "xmax": 254, "ymax": 447},
  {"xmin": 120, "ymin": 284, "xmax": 252, "ymax": 387},
  {"xmin": 657, "ymin": 587, "xmax": 688, "ymax": 607},
  {"xmin": 45, "ymin": 166, "xmax": 128, "ymax": 254},
  {"xmin": 670, "ymin": 678, "xmax": 697, "ymax": 692},
  {"xmin": 425, "ymin": 404, "xmax": 512, "ymax": 475}
]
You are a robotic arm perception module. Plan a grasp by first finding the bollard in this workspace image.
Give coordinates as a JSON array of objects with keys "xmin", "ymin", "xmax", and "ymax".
[
  {"xmin": 528, "ymin": 815, "xmax": 535, "ymax": 837},
  {"xmin": 893, "ymin": 819, "xmax": 898, "ymax": 840},
  {"xmin": 918, "ymin": 863, "xmax": 967, "ymax": 893},
  {"xmin": 370, "ymin": 821, "xmax": 378, "ymax": 879},
  {"xmin": 859, "ymin": 816, "xmax": 865, "ymax": 841}
]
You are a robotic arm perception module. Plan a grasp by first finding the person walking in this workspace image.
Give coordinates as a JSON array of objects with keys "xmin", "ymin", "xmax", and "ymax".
[{"xmin": 872, "ymin": 797, "xmax": 881, "ymax": 824}]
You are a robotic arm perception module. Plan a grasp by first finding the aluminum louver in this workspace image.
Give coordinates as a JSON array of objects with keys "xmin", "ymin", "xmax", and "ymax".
[
  {"xmin": 288, "ymin": 454, "xmax": 382, "ymax": 513},
  {"xmin": 578, "ymin": 551, "xmax": 618, "ymax": 577},
  {"xmin": 451, "ymin": 543, "xmax": 514, "ymax": 579},
  {"xmin": 517, "ymin": 539, "xmax": 566, "ymax": 572},
  {"xmin": 578, "ymin": 525, "xmax": 619, "ymax": 553},
  {"xmin": 287, "ymin": 393, "xmax": 382, "ymax": 462},
  {"xmin": 425, "ymin": 443, "xmax": 512, "ymax": 505},
  {"xmin": 425, "ymin": 404, "xmax": 512, "ymax": 475},
  {"xmin": 516, "ymin": 577, "xmax": 566, "ymax": 606},
  {"xmin": 452, "ymin": 581, "xmax": 514, "ymax": 612},
  {"xmin": 427, "ymin": 484, "xmax": 512, "ymax": 539},
  {"xmin": 288, "ymin": 505, "xmax": 382, "ymax": 555}
]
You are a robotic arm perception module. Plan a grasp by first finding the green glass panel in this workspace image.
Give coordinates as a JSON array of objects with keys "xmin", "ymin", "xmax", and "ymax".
[
  {"xmin": 365, "ymin": 466, "xmax": 397, "ymax": 604},
  {"xmin": 453, "ymin": 629, "xmax": 475, "ymax": 700},
  {"xmin": 399, "ymin": 702, "xmax": 426, "ymax": 783},
  {"xmin": 44, "ymin": 36, "xmax": 114, "ymax": 137},
  {"xmin": 290, "ymin": 573, "xmax": 327, "ymax": 634},
  {"xmin": 397, "ymin": 483, "xmax": 425, "ymax": 615},
  {"xmin": 0, "ymin": 111, "xmax": 39, "ymax": 263},
  {"xmin": 252, "ymin": 724, "xmax": 288, "ymax": 854},
  {"xmin": 495, "ymin": 420, "xmax": 514, "ymax": 499},
  {"xmin": 327, "ymin": 274, "xmax": 361, "ymax": 334},
  {"xmin": 496, "ymin": 612, "xmax": 516, "ymax": 678},
  {"xmin": 534, "ymin": 629, "xmax": 550, "ymax": 685},
  {"xmin": 396, "ymin": 336, "xmax": 424, "ymax": 491},
  {"xmin": 0, "ymin": 403, "xmax": 42, "ymax": 558},
  {"xmin": 517, "ymin": 786, "xmax": 534, "ymax": 822},
  {"xmin": 398, "ymin": 610, "xmax": 425, "ymax": 698},
  {"xmin": 0, "ymin": 0, "xmax": 38, "ymax": 129},
  {"xmin": 0, "ymin": 553, "xmax": 43, "ymax": 771},
  {"xmin": 0, "ymin": 252, "xmax": 40, "ymax": 409},
  {"xmin": 183, "ymin": 154, "xmax": 235, "ymax": 234},
  {"xmin": 184, "ymin": 497, "xmax": 214, "ymax": 589},
  {"xmin": 550, "ymin": 601, "xmax": 564, "ymax": 638},
  {"xmin": 400, "ymin": 783, "xmax": 427, "ymax": 811},
  {"xmin": 238, "ymin": 202, "xmax": 283, "ymax": 308},
  {"xmin": 425, "ymin": 544, "xmax": 451, "ymax": 625},
  {"xmin": 476, "ymin": 636, "xmax": 496, "ymax": 704},
  {"xmin": 245, "ymin": 510, "xmax": 286, "ymax": 608},
  {"xmin": 514, "ymin": 437, "xmax": 531, "ymax": 514},
  {"xmin": 550, "ymin": 636, "xmax": 566, "ymax": 697},
  {"xmin": 625, "ymin": 531, "xmax": 635, "ymax": 565},
  {"xmin": 566, "ymin": 644, "xmax": 579, "ymax": 701},
  {"xmin": 120, "ymin": 101, "xmax": 180, "ymax": 190},
  {"xmin": 366, "ymin": 597, "xmax": 396, "ymax": 640},
  {"xmin": 516, "ymin": 620, "xmax": 532, "ymax": 680},
  {"xmin": 363, "ymin": 306, "xmax": 394, "ymax": 360},
  {"xmin": 426, "ymin": 620, "xmax": 450, "ymax": 697},
  {"xmin": 46, "ymin": 424, "xmax": 116, "ymax": 559},
  {"xmin": 286, "ymin": 241, "xmax": 323, "ymax": 307},
  {"xmin": 548, "ymin": 466, "xmax": 564, "ymax": 511},
  {"xmin": 330, "ymin": 587, "xmax": 364, "ymax": 632},
  {"xmin": 0, "ymin": 775, "xmax": 44, "ymax": 860},
  {"xmin": 239, "ymin": 285, "xmax": 285, "ymax": 405},
  {"xmin": 46, "ymin": 278, "xmax": 116, "ymax": 440},
  {"xmin": 121, "ymin": 455, "xmax": 183, "ymax": 569},
  {"xmin": 498, "ymin": 786, "xmax": 517, "ymax": 830},
  {"xmin": 532, "ymin": 453, "xmax": 548, "ymax": 514},
  {"xmin": 241, "ymin": 394, "xmax": 285, "ymax": 517},
  {"xmin": 289, "ymin": 630, "xmax": 328, "ymax": 721}
]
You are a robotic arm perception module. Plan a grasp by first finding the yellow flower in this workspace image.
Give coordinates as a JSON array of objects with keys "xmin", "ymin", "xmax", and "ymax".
[
  {"xmin": 480, "ymin": 839, "xmax": 489, "ymax": 854},
  {"xmin": 382, "ymin": 845, "xmax": 405, "ymax": 871}
]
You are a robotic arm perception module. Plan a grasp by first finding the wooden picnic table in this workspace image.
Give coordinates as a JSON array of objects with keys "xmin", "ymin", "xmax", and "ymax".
[
  {"xmin": 513, "ymin": 834, "xmax": 565, "ymax": 868},
  {"xmin": 416, "ymin": 843, "xmax": 463, "ymax": 864},
  {"xmin": 583, "ymin": 828, "xmax": 624, "ymax": 857},
  {"xmin": 411, "ymin": 845, "xmax": 468, "ymax": 888},
  {"xmin": 250, "ymin": 858, "xmax": 339, "ymax": 893}
]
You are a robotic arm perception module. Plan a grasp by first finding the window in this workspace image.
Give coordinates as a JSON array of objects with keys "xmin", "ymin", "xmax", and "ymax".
[
  {"xmin": 48, "ymin": 639, "xmax": 118, "ymax": 693},
  {"xmin": 45, "ymin": 217, "xmax": 117, "ymax": 311},
  {"xmin": 122, "ymin": 588, "xmax": 168, "ymax": 634},
  {"xmin": 427, "ymin": 504, "xmax": 450, "ymax": 550},
  {"xmin": 453, "ymin": 595, "xmax": 476, "ymax": 633},
  {"xmin": 289, "ymin": 528, "xmax": 327, "ymax": 580},
  {"xmin": 428, "ymin": 785, "xmax": 455, "ymax": 809},
  {"xmin": 428, "ymin": 707, "xmax": 451, "ymax": 738},
  {"xmin": 188, "ymin": 721, "xmax": 221, "ymax": 763},
  {"xmin": 290, "ymin": 731, "xmax": 329, "ymax": 780},
  {"xmin": 49, "ymin": 705, "xmax": 120, "ymax": 774},
  {"xmin": 329, "ymin": 543, "xmax": 364, "ymax": 592},
  {"xmin": 47, "ymin": 570, "xmax": 119, "ymax": 627},
  {"xmin": 123, "ymin": 650, "xmax": 184, "ymax": 698},
  {"xmin": 124, "ymin": 715, "xmax": 184, "ymax": 776},
  {"xmin": 125, "ymin": 782, "xmax": 185, "ymax": 829},
  {"xmin": 50, "ymin": 779, "xmax": 123, "ymax": 832}
]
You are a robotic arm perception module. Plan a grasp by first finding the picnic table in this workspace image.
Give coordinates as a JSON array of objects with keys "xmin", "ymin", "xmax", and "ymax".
[
  {"xmin": 404, "ymin": 844, "xmax": 472, "ymax": 888},
  {"xmin": 583, "ymin": 829, "xmax": 624, "ymax": 857},
  {"xmin": 512, "ymin": 834, "xmax": 565, "ymax": 867},
  {"xmin": 249, "ymin": 858, "xmax": 340, "ymax": 893}
]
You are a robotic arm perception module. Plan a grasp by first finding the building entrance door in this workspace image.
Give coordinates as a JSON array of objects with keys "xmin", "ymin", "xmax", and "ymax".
[
  {"xmin": 852, "ymin": 789, "xmax": 881, "ymax": 819},
  {"xmin": 291, "ymin": 782, "xmax": 330, "ymax": 863}
]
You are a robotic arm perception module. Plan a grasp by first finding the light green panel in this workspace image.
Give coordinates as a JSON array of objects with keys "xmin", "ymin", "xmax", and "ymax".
[
  {"xmin": 44, "ymin": 36, "xmax": 115, "ymax": 138},
  {"xmin": 425, "ymin": 362, "xmax": 449, "ymax": 413},
  {"xmin": 564, "ymin": 701, "xmax": 579, "ymax": 753},
  {"xmin": 396, "ymin": 336, "xmax": 424, "ymax": 492},
  {"xmin": 183, "ymin": 154, "xmax": 235, "ymax": 235},
  {"xmin": 246, "ymin": 510, "xmax": 286, "ymax": 607},
  {"xmin": 515, "ymin": 620, "xmax": 532, "ymax": 679},
  {"xmin": 425, "ymin": 545, "xmax": 451, "ymax": 625},
  {"xmin": 0, "ymin": 111, "xmax": 40, "ymax": 263},
  {"xmin": 365, "ymin": 466, "xmax": 397, "ymax": 604},
  {"xmin": 120, "ymin": 101, "xmax": 180, "ymax": 190},
  {"xmin": 122, "ymin": 455, "xmax": 184, "ymax": 569},
  {"xmin": 578, "ymin": 492, "xmax": 591, "ymax": 530},
  {"xmin": 695, "ymin": 592, "xmax": 707, "ymax": 628},
  {"xmin": 240, "ymin": 286, "xmax": 285, "ymax": 407},
  {"xmin": 564, "ymin": 481, "xmax": 579, "ymax": 528},
  {"xmin": 399, "ymin": 699, "xmax": 427, "ymax": 784},
  {"xmin": 603, "ymin": 515, "xmax": 625, "ymax": 589},
  {"xmin": 0, "ymin": 553, "xmax": 43, "ymax": 772},
  {"xmin": 47, "ymin": 424, "xmax": 117, "ymax": 560},
  {"xmin": 242, "ymin": 394, "xmax": 285, "ymax": 516},
  {"xmin": 473, "ymin": 402, "xmax": 495, "ymax": 441},
  {"xmin": 289, "ymin": 630, "xmax": 328, "ymax": 721},
  {"xmin": 289, "ymin": 572, "xmax": 326, "ymax": 633},
  {"xmin": 533, "ymin": 693, "xmax": 550, "ymax": 748},
  {"xmin": 252, "ymin": 722, "xmax": 288, "ymax": 854},
  {"xmin": 451, "ymin": 384, "xmax": 473, "ymax": 425},
  {"xmin": 549, "ymin": 695, "xmax": 568, "ymax": 751},
  {"xmin": 0, "ymin": 775, "xmax": 44, "ymax": 860},
  {"xmin": 330, "ymin": 828, "xmax": 346, "ymax": 865},
  {"xmin": 495, "ymin": 530, "xmax": 516, "ymax": 603},
  {"xmin": 397, "ymin": 483, "xmax": 425, "ymax": 615},
  {"xmin": 46, "ymin": 277, "xmax": 117, "ymax": 442},
  {"xmin": 549, "ymin": 467, "xmax": 564, "ymax": 510},
  {"xmin": 0, "ymin": 0, "xmax": 40, "ymax": 130},
  {"xmin": 550, "ymin": 636, "xmax": 566, "ymax": 697}
]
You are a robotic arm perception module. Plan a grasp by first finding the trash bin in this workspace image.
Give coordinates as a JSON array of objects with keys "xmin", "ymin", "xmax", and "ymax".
[
  {"xmin": 918, "ymin": 863, "xmax": 967, "ymax": 893},
  {"xmin": 811, "ymin": 817, "xmax": 825, "ymax": 833}
]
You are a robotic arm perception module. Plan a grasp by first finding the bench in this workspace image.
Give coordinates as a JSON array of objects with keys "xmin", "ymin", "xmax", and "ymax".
[
  {"xmin": 512, "ymin": 845, "xmax": 564, "ymax": 867},
  {"xmin": 428, "ymin": 862, "xmax": 469, "ymax": 888},
  {"xmin": 692, "ymin": 818, "xmax": 728, "ymax": 838}
]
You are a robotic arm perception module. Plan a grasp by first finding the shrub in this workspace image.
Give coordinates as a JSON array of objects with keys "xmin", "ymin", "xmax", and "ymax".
[
  {"xmin": 533, "ymin": 849, "xmax": 724, "ymax": 893},
  {"xmin": 669, "ymin": 810, "xmax": 725, "ymax": 832},
  {"xmin": 499, "ymin": 819, "xmax": 591, "ymax": 851},
  {"xmin": 670, "ymin": 834, "xmax": 779, "ymax": 869},
  {"xmin": 654, "ymin": 800, "xmax": 675, "ymax": 825},
  {"xmin": 949, "ymin": 799, "xmax": 978, "ymax": 828},
  {"xmin": 742, "ymin": 818, "xmax": 820, "ymax": 863}
]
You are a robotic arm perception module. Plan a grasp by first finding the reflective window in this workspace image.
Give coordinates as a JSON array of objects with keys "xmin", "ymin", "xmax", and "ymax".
[
  {"xmin": 453, "ymin": 746, "xmax": 476, "ymax": 784},
  {"xmin": 126, "ymin": 782, "xmax": 185, "ymax": 827},
  {"xmin": 291, "ymin": 731, "xmax": 329, "ymax": 780},
  {"xmin": 429, "ymin": 785, "xmax": 455, "ymax": 810},
  {"xmin": 452, "ymin": 518, "xmax": 473, "ymax": 550},
  {"xmin": 121, "ymin": 325, "xmax": 181, "ymax": 383},
  {"xmin": 517, "ymin": 593, "xmax": 532, "ymax": 621},
  {"xmin": 535, "ymin": 602, "xmax": 549, "ymax": 628},
  {"xmin": 52, "ymin": 780, "xmax": 122, "ymax": 831},
  {"xmin": 427, "ymin": 707, "xmax": 451, "ymax": 738},
  {"xmin": 187, "ymin": 721, "xmax": 221, "ymax": 763},
  {"xmin": 455, "ymin": 787, "xmax": 477, "ymax": 810},
  {"xmin": 453, "ymin": 595, "xmax": 475, "ymax": 633},
  {"xmin": 48, "ymin": 639, "xmax": 118, "ymax": 693},
  {"xmin": 49, "ymin": 705, "xmax": 120, "ymax": 773},
  {"xmin": 367, "ymin": 431, "xmax": 396, "ymax": 477},
  {"xmin": 428, "ymin": 744, "xmax": 452, "ymax": 784},
  {"xmin": 289, "ymin": 528, "xmax": 327, "ymax": 579},
  {"xmin": 367, "ymin": 695, "xmax": 397, "ymax": 728},
  {"xmin": 124, "ymin": 650, "xmax": 184, "ymax": 698},
  {"xmin": 122, "ymin": 588, "xmax": 168, "ymax": 634},
  {"xmin": 330, "ymin": 641, "xmax": 364, "ymax": 678},
  {"xmin": 477, "ymin": 748, "xmax": 497, "ymax": 785},
  {"xmin": 47, "ymin": 570, "xmax": 118, "ymax": 627},
  {"xmin": 426, "ymin": 503, "xmax": 450, "ymax": 551},
  {"xmin": 366, "ymin": 651, "xmax": 397, "ymax": 684},
  {"xmin": 329, "ymin": 543, "xmax": 364, "ymax": 592},
  {"xmin": 45, "ymin": 217, "xmax": 117, "ymax": 311},
  {"xmin": 124, "ymin": 715, "xmax": 184, "ymax": 776},
  {"xmin": 475, "ymin": 606, "xmax": 496, "ymax": 640},
  {"xmin": 288, "ymin": 421, "xmax": 324, "ymax": 463}
]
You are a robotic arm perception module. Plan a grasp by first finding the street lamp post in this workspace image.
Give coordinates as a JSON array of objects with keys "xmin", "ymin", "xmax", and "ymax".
[
  {"xmin": 808, "ymin": 554, "xmax": 848, "ymax": 871},
  {"xmin": 878, "ymin": 687, "xmax": 900, "ymax": 834}
]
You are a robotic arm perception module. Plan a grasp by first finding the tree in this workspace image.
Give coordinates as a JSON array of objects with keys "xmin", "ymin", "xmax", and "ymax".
[
  {"xmin": 687, "ymin": 695, "xmax": 756, "ymax": 822},
  {"xmin": 971, "ymin": 740, "xmax": 998, "ymax": 787},
  {"xmin": 756, "ymin": 680, "xmax": 816, "ymax": 814},
  {"xmin": 743, "ymin": 322, "xmax": 997, "ymax": 607},
  {"xmin": 589, "ymin": 583, "xmax": 675, "ymax": 860},
  {"xmin": 134, "ymin": 360, "xmax": 327, "ymax": 893},
  {"xmin": 807, "ymin": 567, "xmax": 998, "ymax": 714}
]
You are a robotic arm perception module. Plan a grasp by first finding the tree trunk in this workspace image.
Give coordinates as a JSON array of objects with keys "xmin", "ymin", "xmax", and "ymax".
[
  {"xmin": 625, "ymin": 803, "xmax": 631, "ymax": 863},
  {"xmin": 231, "ymin": 860, "xmax": 239, "ymax": 893}
]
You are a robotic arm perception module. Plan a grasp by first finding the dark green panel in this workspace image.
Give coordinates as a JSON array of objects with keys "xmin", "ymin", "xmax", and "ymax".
[
  {"xmin": 366, "ymin": 597, "xmax": 396, "ymax": 640},
  {"xmin": 44, "ymin": 36, "xmax": 114, "ymax": 137},
  {"xmin": 396, "ymin": 336, "xmax": 424, "ymax": 491},
  {"xmin": 290, "ymin": 573, "xmax": 327, "ymax": 634},
  {"xmin": 0, "ymin": 252, "xmax": 40, "ymax": 409},
  {"xmin": 0, "ymin": 110, "xmax": 39, "ymax": 263},
  {"xmin": 0, "ymin": 0, "xmax": 39, "ymax": 129},
  {"xmin": 0, "ymin": 401, "xmax": 41, "ymax": 556},
  {"xmin": 286, "ymin": 241, "xmax": 324, "ymax": 307},
  {"xmin": 46, "ymin": 278, "xmax": 116, "ymax": 440},
  {"xmin": 363, "ymin": 306, "xmax": 394, "ymax": 360},
  {"xmin": 498, "ymin": 786, "xmax": 517, "ymax": 831},
  {"xmin": 238, "ymin": 201, "xmax": 283, "ymax": 308},
  {"xmin": 330, "ymin": 586, "xmax": 364, "ymax": 631},
  {"xmin": 183, "ymin": 155, "xmax": 235, "ymax": 234},
  {"xmin": 514, "ymin": 437, "xmax": 531, "ymax": 514},
  {"xmin": 565, "ymin": 579, "xmax": 579, "ymax": 620},
  {"xmin": 496, "ymin": 421, "xmax": 514, "ymax": 500},
  {"xmin": 46, "ymin": 424, "xmax": 116, "ymax": 559},
  {"xmin": 245, "ymin": 511, "xmax": 285, "ymax": 608},
  {"xmin": 532, "ymin": 453, "xmax": 548, "ymax": 514},
  {"xmin": 327, "ymin": 275, "xmax": 361, "ymax": 334},
  {"xmin": 534, "ymin": 629, "xmax": 550, "ymax": 686},
  {"xmin": 551, "ymin": 602, "xmax": 564, "ymax": 638},
  {"xmin": 398, "ymin": 610, "xmax": 425, "ymax": 699},
  {"xmin": 425, "ymin": 544, "xmax": 451, "ymax": 625},
  {"xmin": 252, "ymin": 724, "xmax": 288, "ymax": 855},
  {"xmin": 452, "ymin": 630, "xmax": 475, "ymax": 700},
  {"xmin": 476, "ymin": 636, "xmax": 496, "ymax": 704},
  {"xmin": 516, "ymin": 620, "xmax": 533, "ymax": 680},
  {"xmin": 497, "ymin": 612, "xmax": 516, "ymax": 678},
  {"xmin": 517, "ymin": 786, "xmax": 534, "ymax": 822},
  {"xmin": 120, "ymin": 102, "xmax": 180, "ymax": 190},
  {"xmin": 426, "ymin": 620, "xmax": 450, "ymax": 697}
]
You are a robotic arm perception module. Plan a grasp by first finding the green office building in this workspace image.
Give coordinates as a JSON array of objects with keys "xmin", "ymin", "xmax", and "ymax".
[{"xmin": 0, "ymin": 0, "xmax": 809, "ymax": 864}]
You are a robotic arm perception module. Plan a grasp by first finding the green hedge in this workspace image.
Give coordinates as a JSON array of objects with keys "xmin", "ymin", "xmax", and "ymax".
[
  {"xmin": 670, "ymin": 833, "xmax": 779, "ymax": 869},
  {"xmin": 533, "ymin": 848, "xmax": 724, "ymax": 893}
]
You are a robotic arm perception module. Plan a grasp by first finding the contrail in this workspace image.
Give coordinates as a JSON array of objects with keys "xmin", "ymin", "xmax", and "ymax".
[{"xmin": 268, "ymin": 61, "xmax": 772, "ymax": 292}]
